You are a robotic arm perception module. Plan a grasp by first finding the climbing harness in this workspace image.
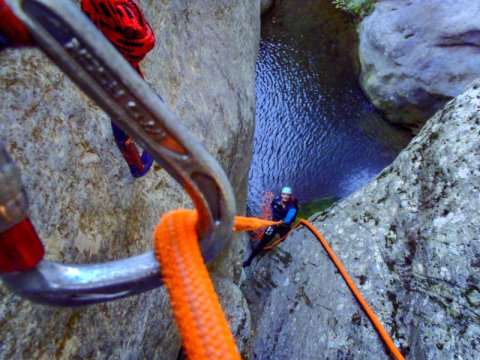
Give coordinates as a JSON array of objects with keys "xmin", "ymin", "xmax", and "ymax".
[
  {"xmin": 0, "ymin": 0, "xmax": 235, "ymax": 305},
  {"xmin": 0, "ymin": 1, "xmax": 404, "ymax": 359}
]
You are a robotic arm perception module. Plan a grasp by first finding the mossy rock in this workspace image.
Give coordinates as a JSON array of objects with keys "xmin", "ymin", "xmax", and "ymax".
[
  {"xmin": 332, "ymin": 0, "xmax": 375, "ymax": 17},
  {"xmin": 296, "ymin": 197, "xmax": 339, "ymax": 221}
]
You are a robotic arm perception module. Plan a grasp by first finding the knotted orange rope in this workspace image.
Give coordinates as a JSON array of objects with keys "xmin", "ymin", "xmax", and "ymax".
[{"xmin": 153, "ymin": 210, "xmax": 404, "ymax": 360}]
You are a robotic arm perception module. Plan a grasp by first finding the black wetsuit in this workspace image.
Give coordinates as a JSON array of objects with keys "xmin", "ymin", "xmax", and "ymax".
[{"xmin": 243, "ymin": 196, "xmax": 297, "ymax": 267}]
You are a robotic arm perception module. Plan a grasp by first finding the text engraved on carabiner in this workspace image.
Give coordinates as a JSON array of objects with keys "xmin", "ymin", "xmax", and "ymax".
[{"xmin": 63, "ymin": 36, "xmax": 167, "ymax": 143}]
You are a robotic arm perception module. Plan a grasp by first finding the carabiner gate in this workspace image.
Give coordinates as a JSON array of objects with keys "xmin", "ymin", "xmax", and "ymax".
[{"xmin": 0, "ymin": 0, "xmax": 235, "ymax": 306}]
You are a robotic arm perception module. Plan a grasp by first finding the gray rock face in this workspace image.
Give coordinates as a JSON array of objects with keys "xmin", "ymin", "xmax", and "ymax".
[
  {"xmin": 0, "ymin": 1, "xmax": 259, "ymax": 358},
  {"xmin": 359, "ymin": 0, "xmax": 480, "ymax": 131},
  {"xmin": 243, "ymin": 80, "xmax": 480, "ymax": 359},
  {"xmin": 212, "ymin": 275, "xmax": 252, "ymax": 355}
]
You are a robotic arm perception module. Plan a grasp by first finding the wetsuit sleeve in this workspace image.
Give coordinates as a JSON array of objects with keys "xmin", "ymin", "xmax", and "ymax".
[{"xmin": 284, "ymin": 208, "xmax": 297, "ymax": 225}]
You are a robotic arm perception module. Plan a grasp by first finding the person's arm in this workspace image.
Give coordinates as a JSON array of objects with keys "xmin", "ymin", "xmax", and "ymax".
[{"xmin": 283, "ymin": 208, "xmax": 297, "ymax": 225}]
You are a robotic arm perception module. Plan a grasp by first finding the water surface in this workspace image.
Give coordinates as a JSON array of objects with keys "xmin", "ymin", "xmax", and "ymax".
[{"xmin": 247, "ymin": 0, "xmax": 412, "ymax": 214}]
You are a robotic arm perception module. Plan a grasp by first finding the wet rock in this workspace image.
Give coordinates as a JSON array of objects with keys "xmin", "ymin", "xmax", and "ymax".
[
  {"xmin": 244, "ymin": 80, "xmax": 480, "ymax": 358},
  {"xmin": 359, "ymin": 0, "xmax": 480, "ymax": 131},
  {"xmin": 261, "ymin": 0, "xmax": 274, "ymax": 15},
  {"xmin": 0, "ymin": 1, "xmax": 259, "ymax": 358}
]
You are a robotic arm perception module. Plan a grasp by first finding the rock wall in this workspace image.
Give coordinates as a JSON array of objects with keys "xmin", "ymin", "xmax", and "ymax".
[
  {"xmin": 0, "ymin": 1, "xmax": 259, "ymax": 358},
  {"xmin": 359, "ymin": 0, "xmax": 480, "ymax": 131},
  {"xmin": 243, "ymin": 80, "xmax": 480, "ymax": 359},
  {"xmin": 261, "ymin": 0, "xmax": 274, "ymax": 14}
]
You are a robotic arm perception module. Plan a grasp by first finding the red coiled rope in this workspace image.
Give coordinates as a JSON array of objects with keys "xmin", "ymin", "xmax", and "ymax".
[
  {"xmin": 0, "ymin": 0, "xmax": 156, "ymax": 176},
  {"xmin": 80, "ymin": 0, "xmax": 155, "ymax": 76},
  {"xmin": 0, "ymin": 0, "xmax": 33, "ymax": 46},
  {"xmin": 81, "ymin": 0, "xmax": 155, "ymax": 176}
]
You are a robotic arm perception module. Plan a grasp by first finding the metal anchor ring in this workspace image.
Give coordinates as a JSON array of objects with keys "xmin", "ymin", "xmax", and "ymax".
[{"xmin": 0, "ymin": 0, "xmax": 235, "ymax": 306}]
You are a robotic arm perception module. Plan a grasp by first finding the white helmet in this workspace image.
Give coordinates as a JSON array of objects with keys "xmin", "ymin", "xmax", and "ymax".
[{"xmin": 281, "ymin": 186, "xmax": 292, "ymax": 195}]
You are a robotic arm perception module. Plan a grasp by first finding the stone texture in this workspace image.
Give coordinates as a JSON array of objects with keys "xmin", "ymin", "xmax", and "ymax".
[
  {"xmin": 243, "ymin": 80, "xmax": 480, "ymax": 359},
  {"xmin": 0, "ymin": 1, "xmax": 259, "ymax": 358},
  {"xmin": 212, "ymin": 275, "xmax": 252, "ymax": 356},
  {"xmin": 359, "ymin": 0, "xmax": 480, "ymax": 131}
]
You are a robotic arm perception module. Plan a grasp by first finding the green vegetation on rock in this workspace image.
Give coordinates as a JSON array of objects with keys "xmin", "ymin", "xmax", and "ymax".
[
  {"xmin": 332, "ymin": 0, "xmax": 375, "ymax": 17},
  {"xmin": 297, "ymin": 197, "xmax": 339, "ymax": 221}
]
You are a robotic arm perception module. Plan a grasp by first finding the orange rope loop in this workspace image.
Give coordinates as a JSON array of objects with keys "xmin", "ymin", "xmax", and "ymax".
[{"xmin": 153, "ymin": 209, "xmax": 240, "ymax": 360}]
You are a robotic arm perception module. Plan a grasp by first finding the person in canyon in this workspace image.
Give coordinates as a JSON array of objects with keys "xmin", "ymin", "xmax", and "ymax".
[{"xmin": 243, "ymin": 187, "xmax": 298, "ymax": 267}]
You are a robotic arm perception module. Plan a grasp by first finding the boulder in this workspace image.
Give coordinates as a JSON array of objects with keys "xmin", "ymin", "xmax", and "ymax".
[
  {"xmin": 359, "ymin": 0, "xmax": 480, "ymax": 131},
  {"xmin": 0, "ymin": 0, "xmax": 259, "ymax": 358},
  {"xmin": 243, "ymin": 80, "xmax": 480, "ymax": 359}
]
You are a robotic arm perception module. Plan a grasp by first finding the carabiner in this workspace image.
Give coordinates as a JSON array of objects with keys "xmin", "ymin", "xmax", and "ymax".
[{"xmin": 0, "ymin": 0, "xmax": 235, "ymax": 306}]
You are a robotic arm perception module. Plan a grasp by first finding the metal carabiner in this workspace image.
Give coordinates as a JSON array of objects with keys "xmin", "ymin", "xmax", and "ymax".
[{"xmin": 0, "ymin": 0, "xmax": 235, "ymax": 306}]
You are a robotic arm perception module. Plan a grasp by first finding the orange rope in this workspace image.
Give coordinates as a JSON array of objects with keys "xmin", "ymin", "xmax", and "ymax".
[
  {"xmin": 233, "ymin": 216, "xmax": 278, "ymax": 232},
  {"xmin": 153, "ymin": 210, "xmax": 240, "ymax": 360},
  {"xmin": 153, "ymin": 211, "xmax": 404, "ymax": 360},
  {"xmin": 269, "ymin": 219, "xmax": 405, "ymax": 360}
]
